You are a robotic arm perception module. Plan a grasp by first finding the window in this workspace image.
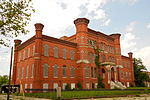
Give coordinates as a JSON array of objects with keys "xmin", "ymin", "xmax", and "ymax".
[
  {"xmin": 17, "ymin": 67, "xmax": 20, "ymax": 79},
  {"xmin": 62, "ymin": 83, "xmax": 67, "ymax": 90},
  {"xmin": 86, "ymin": 83, "xmax": 90, "ymax": 89},
  {"xmin": 70, "ymin": 50, "xmax": 74, "ymax": 60},
  {"xmin": 33, "ymin": 45, "xmax": 35, "ymax": 56},
  {"xmin": 62, "ymin": 65, "xmax": 67, "ymax": 78},
  {"xmin": 54, "ymin": 46, "xmax": 58, "ymax": 58},
  {"xmin": 62, "ymin": 48, "xmax": 67, "ymax": 59},
  {"xmin": 25, "ymin": 84, "xmax": 28, "ymax": 90},
  {"xmin": 30, "ymin": 84, "xmax": 32, "ymax": 93},
  {"xmin": 43, "ymin": 83, "xmax": 48, "ymax": 92},
  {"xmin": 22, "ymin": 67, "xmax": 24, "ymax": 78},
  {"xmin": 43, "ymin": 64, "xmax": 49, "ymax": 78},
  {"xmin": 44, "ymin": 44, "xmax": 49, "ymax": 56},
  {"xmin": 102, "ymin": 55, "xmax": 106, "ymax": 62},
  {"xmin": 18, "ymin": 52, "xmax": 21, "ymax": 62},
  {"xmin": 89, "ymin": 53, "xmax": 93, "ymax": 63},
  {"xmin": 85, "ymin": 66, "xmax": 90, "ymax": 78},
  {"xmin": 70, "ymin": 66, "xmax": 75, "ymax": 78},
  {"xmin": 31, "ymin": 64, "xmax": 34, "ymax": 77},
  {"xmin": 53, "ymin": 83, "xmax": 58, "ymax": 89},
  {"xmin": 54, "ymin": 64, "xmax": 58, "ymax": 78},
  {"xmin": 71, "ymin": 83, "xmax": 75, "ymax": 89},
  {"xmin": 23, "ymin": 50, "xmax": 26, "ymax": 60},
  {"xmin": 116, "ymin": 48, "xmax": 119, "ymax": 54},
  {"xmin": 26, "ymin": 66, "xmax": 29, "ymax": 78},
  {"xmin": 28, "ymin": 48, "xmax": 30, "ymax": 58}
]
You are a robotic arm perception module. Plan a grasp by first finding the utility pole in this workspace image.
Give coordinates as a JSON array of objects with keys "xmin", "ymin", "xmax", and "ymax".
[{"xmin": 7, "ymin": 47, "xmax": 13, "ymax": 100}]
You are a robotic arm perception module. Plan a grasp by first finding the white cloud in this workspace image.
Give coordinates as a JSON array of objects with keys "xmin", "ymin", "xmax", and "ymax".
[
  {"xmin": 0, "ymin": 0, "xmax": 110, "ymax": 75},
  {"xmin": 112, "ymin": 0, "xmax": 138, "ymax": 5},
  {"xmin": 24, "ymin": 0, "xmax": 110, "ymax": 39},
  {"xmin": 121, "ymin": 21, "xmax": 150, "ymax": 71},
  {"xmin": 134, "ymin": 46, "xmax": 150, "ymax": 71},
  {"xmin": 147, "ymin": 23, "xmax": 150, "ymax": 29},
  {"xmin": 121, "ymin": 21, "xmax": 137, "ymax": 55}
]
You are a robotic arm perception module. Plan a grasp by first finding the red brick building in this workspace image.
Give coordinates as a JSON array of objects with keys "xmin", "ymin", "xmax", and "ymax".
[{"xmin": 12, "ymin": 18, "xmax": 134, "ymax": 91}]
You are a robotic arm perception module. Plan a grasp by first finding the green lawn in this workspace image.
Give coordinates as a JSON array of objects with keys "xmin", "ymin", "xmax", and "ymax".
[{"xmin": 17, "ymin": 89, "xmax": 150, "ymax": 99}]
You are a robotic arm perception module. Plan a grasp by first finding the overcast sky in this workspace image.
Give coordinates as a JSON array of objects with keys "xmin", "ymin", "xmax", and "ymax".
[{"xmin": 0, "ymin": 0, "xmax": 150, "ymax": 75}]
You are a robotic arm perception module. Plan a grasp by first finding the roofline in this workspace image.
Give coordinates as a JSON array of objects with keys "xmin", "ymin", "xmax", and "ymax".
[
  {"xmin": 42, "ymin": 35, "xmax": 77, "ymax": 48},
  {"xmin": 88, "ymin": 28, "xmax": 114, "ymax": 41}
]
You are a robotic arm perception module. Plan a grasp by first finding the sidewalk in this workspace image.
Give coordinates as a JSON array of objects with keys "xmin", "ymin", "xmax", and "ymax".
[{"xmin": 0, "ymin": 95, "xmax": 50, "ymax": 100}]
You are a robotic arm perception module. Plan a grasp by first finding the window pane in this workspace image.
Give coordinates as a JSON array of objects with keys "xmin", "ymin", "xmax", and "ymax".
[
  {"xmin": 54, "ymin": 47, "xmax": 58, "ymax": 58},
  {"xmin": 70, "ymin": 66, "xmax": 75, "ymax": 78},
  {"xmin": 44, "ymin": 64, "xmax": 48, "ymax": 77},
  {"xmin": 63, "ymin": 48, "xmax": 67, "ymax": 59},
  {"xmin": 44, "ymin": 44, "xmax": 49, "ymax": 56},
  {"xmin": 54, "ymin": 64, "xmax": 58, "ymax": 77},
  {"xmin": 31, "ymin": 64, "xmax": 34, "ymax": 77},
  {"xmin": 62, "ymin": 65, "xmax": 66, "ymax": 77}
]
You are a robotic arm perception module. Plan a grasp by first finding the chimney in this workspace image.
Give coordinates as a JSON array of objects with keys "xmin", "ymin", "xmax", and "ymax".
[
  {"xmin": 128, "ymin": 52, "xmax": 133, "ymax": 59},
  {"xmin": 74, "ymin": 18, "xmax": 89, "ymax": 33},
  {"xmin": 14, "ymin": 39, "xmax": 22, "ymax": 47},
  {"xmin": 34, "ymin": 23, "xmax": 44, "ymax": 38}
]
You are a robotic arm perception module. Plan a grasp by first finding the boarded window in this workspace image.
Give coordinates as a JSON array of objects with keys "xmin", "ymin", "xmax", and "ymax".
[
  {"xmin": 43, "ymin": 64, "xmax": 49, "ymax": 78},
  {"xmin": 31, "ymin": 64, "xmax": 34, "ymax": 77},
  {"xmin": 54, "ymin": 46, "xmax": 58, "ymax": 58},
  {"xmin": 70, "ymin": 50, "xmax": 74, "ymax": 60},
  {"xmin": 62, "ymin": 48, "xmax": 67, "ymax": 59},
  {"xmin": 26, "ymin": 66, "xmax": 29, "ymax": 78},
  {"xmin": 44, "ymin": 44, "xmax": 49, "ymax": 56},
  {"xmin": 85, "ymin": 66, "xmax": 90, "ymax": 78},
  {"xmin": 22, "ymin": 67, "xmax": 24, "ymax": 78},
  {"xmin": 33, "ymin": 45, "xmax": 35, "ymax": 56},
  {"xmin": 28, "ymin": 48, "xmax": 30, "ymax": 58},
  {"xmin": 54, "ymin": 64, "xmax": 58, "ymax": 78},
  {"xmin": 62, "ymin": 65, "xmax": 67, "ymax": 78},
  {"xmin": 70, "ymin": 66, "xmax": 75, "ymax": 78}
]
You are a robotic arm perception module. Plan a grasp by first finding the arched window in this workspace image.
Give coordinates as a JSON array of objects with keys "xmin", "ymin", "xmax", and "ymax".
[
  {"xmin": 44, "ymin": 44, "xmax": 49, "ymax": 56},
  {"xmin": 89, "ymin": 53, "xmax": 93, "ymax": 63},
  {"xmin": 17, "ymin": 67, "xmax": 20, "ymax": 79},
  {"xmin": 26, "ymin": 65, "xmax": 29, "ymax": 78},
  {"xmin": 31, "ymin": 64, "xmax": 34, "ymax": 77},
  {"xmin": 54, "ymin": 64, "xmax": 58, "ymax": 78},
  {"xmin": 62, "ymin": 65, "xmax": 67, "ymax": 78},
  {"xmin": 54, "ymin": 46, "xmax": 58, "ymax": 58},
  {"xmin": 70, "ymin": 66, "xmax": 75, "ymax": 78},
  {"xmin": 70, "ymin": 50, "xmax": 75, "ymax": 60},
  {"xmin": 102, "ymin": 55, "xmax": 106, "ymax": 62},
  {"xmin": 22, "ymin": 67, "xmax": 24, "ymax": 78},
  {"xmin": 85, "ymin": 66, "xmax": 90, "ymax": 78},
  {"xmin": 102, "ymin": 68, "xmax": 105, "ymax": 79},
  {"xmin": 43, "ymin": 64, "xmax": 49, "ymax": 78},
  {"xmin": 62, "ymin": 48, "xmax": 67, "ymax": 59}
]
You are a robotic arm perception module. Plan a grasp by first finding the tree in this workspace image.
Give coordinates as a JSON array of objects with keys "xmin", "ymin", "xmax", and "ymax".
[
  {"xmin": 133, "ymin": 58, "xmax": 150, "ymax": 87},
  {"xmin": 0, "ymin": 75, "xmax": 9, "ymax": 88},
  {"xmin": 93, "ymin": 44, "xmax": 105, "ymax": 88},
  {"xmin": 0, "ymin": 0, "xmax": 35, "ymax": 46}
]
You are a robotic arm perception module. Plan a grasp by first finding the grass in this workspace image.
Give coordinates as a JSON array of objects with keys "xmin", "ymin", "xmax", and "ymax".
[
  {"xmin": 15, "ymin": 89, "xmax": 150, "ymax": 99},
  {"xmin": 127, "ymin": 87, "xmax": 150, "ymax": 89}
]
